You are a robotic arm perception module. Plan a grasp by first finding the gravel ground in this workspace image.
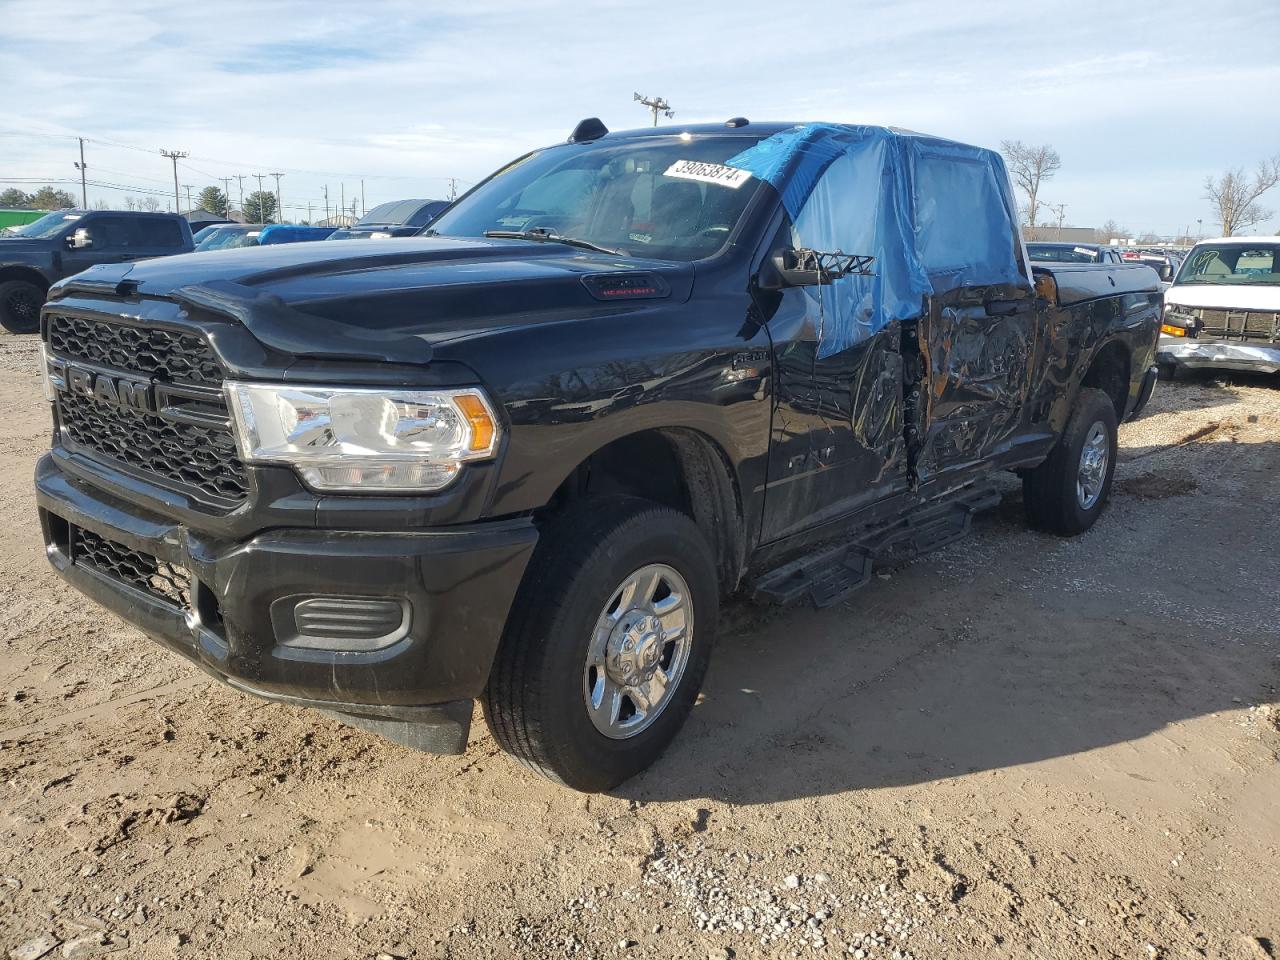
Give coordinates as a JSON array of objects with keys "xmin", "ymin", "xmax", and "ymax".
[{"xmin": 0, "ymin": 331, "xmax": 1277, "ymax": 960}]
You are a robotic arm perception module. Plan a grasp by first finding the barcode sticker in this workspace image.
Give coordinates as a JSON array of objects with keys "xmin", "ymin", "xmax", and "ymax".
[{"xmin": 664, "ymin": 160, "xmax": 753, "ymax": 189}]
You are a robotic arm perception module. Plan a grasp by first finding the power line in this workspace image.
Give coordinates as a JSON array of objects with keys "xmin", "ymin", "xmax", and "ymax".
[{"xmin": 1, "ymin": 126, "xmax": 467, "ymax": 185}]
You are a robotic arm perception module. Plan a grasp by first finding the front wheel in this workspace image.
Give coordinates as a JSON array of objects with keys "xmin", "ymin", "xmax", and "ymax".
[
  {"xmin": 0, "ymin": 279, "xmax": 45, "ymax": 334},
  {"xmin": 483, "ymin": 498, "xmax": 718, "ymax": 792},
  {"xmin": 1023, "ymin": 386, "xmax": 1119, "ymax": 536}
]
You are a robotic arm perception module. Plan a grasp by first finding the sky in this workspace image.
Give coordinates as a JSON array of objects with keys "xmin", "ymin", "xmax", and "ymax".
[{"xmin": 1, "ymin": 0, "xmax": 1278, "ymax": 236}]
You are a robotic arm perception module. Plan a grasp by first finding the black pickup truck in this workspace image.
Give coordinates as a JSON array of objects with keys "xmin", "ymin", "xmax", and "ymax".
[
  {"xmin": 1, "ymin": 210, "xmax": 193, "ymax": 333},
  {"xmin": 33, "ymin": 120, "xmax": 1160, "ymax": 791}
]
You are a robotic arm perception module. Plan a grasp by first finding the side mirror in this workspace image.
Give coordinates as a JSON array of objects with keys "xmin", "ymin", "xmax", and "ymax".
[
  {"xmin": 67, "ymin": 227, "xmax": 92, "ymax": 250},
  {"xmin": 759, "ymin": 247, "xmax": 874, "ymax": 290},
  {"xmin": 1159, "ymin": 264, "xmax": 1173, "ymax": 282}
]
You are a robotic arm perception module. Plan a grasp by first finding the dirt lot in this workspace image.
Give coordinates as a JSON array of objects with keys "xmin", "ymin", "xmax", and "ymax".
[{"xmin": 0, "ymin": 331, "xmax": 1277, "ymax": 960}]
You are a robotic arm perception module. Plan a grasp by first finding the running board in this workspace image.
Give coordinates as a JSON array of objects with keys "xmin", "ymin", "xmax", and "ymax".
[{"xmin": 750, "ymin": 484, "xmax": 1003, "ymax": 608}]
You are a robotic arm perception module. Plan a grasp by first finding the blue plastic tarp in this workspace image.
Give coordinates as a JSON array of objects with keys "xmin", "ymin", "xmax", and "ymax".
[{"xmin": 726, "ymin": 124, "xmax": 1025, "ymax": 357}]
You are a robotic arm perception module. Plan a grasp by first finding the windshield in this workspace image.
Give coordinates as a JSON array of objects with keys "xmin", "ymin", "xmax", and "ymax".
[
  {"xmin": 1026, "ymin": 243, "xmax": 1101, "ymax": 264},
  {"xmin": 1175, "ymin": 243, "xmax": 1279, "ymax": 285},
  {"xmin": 427, "ymin": 134, "xmax": 767, "ymax": 262},
  {"xmin": 2, "ymin": 211, "xmax": 82, "ymax": 239},
  {"xmin": 195, "ymin": 226, "xmax": 262, "ymax": 251}
]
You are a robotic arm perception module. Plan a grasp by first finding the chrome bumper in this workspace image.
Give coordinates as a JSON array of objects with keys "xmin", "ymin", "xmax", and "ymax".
[{"xmin": 1157, "ymin": 335, "xmax": 1280, "ymax": 374}]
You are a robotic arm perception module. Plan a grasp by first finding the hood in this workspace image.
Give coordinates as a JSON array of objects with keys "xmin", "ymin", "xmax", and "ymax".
[
  {"xmin": 0, "ymin": 236, "xmax": 49, "ymax": 251},
  {"xmin": 51, "ymin": 236, "xmax": 694, "ymax": 363},
  {"xmin": 1165, "ymin": 282, "xmax": 1280, "ymax": 311}
]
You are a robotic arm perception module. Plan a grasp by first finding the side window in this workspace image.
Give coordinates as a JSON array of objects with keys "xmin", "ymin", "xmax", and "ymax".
[
  {"xmin": 913, "ymin": 154, "xmax": 1020, "ymax": 282},
  {"xmin": 135, "ymin": 218, "xmax": 184, "ymax": 249},
  {"xmin": 91, "ymin": 217, "xmax": 133, "ymax": 249},
  {"xmin": 791, "ymin": 149, "xmax": 876, "ymax": 254}
]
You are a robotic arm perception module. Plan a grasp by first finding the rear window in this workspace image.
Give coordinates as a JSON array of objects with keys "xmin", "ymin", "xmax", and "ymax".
[{"xmin": 1026, "ymin": 244, "xmax": 1100, "ymax": 264}]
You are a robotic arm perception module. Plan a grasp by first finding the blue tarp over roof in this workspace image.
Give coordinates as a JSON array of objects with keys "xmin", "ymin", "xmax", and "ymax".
[{"xmin": 725, "ymin": 124, "xmax": 1025, "ymax": 357}]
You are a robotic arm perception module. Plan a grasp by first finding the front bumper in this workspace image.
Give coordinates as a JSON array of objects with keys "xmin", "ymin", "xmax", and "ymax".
[
  {"xmin": 1158, "ymin": 335, "xmax": 1280, "ymax": 374},
  {"xmin": 35, "ymin": 453, "xmax": 538, "ymax": 753}
]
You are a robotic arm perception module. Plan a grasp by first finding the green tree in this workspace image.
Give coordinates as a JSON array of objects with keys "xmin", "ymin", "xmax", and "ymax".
[
  {"xmin": 29, "ymin": 186, "xmax": 77, "ymax": 210},
  {"xmin": 197, "ymin": 185, "xmax": 229, "ymax": 216},
  {"xmin": 0, "ymin": 188, "xmax": 31, "ymax": 208},
  {"xmin": 242, "ymin": 190, "xmax": 277, "ymax": 224}
]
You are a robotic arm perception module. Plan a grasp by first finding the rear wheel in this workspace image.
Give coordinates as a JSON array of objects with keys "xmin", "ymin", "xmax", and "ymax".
[
  {"xmin": 1023, "ymin": 386, "xmax": 1118, "ymax": 536},
  {"xmin": 483, "ymin": 498, "xmax": 718, "ymax": 792},
  {"xmin": 0, "ymin": 279, "xmax": 45, "ymax": 334}
]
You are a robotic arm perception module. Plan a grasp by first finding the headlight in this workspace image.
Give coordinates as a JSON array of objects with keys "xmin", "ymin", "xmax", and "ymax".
[{"xmin": 225, "ymin": 383, "xmax": 500, "ymax": 493}]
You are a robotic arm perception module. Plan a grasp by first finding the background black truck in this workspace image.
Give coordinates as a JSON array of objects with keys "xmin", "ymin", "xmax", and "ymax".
[
  {"xmin": 0, "ymin": 210, "xmax": 193, "ymax": 333},
  {"xmin": 34, "ymin": 121, "xmax": 1160, "ymax": 791}
]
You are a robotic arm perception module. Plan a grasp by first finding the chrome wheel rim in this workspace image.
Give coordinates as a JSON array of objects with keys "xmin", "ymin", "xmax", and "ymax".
[
  {"xmin": 1076, "ymin": 421, "xmax": 1109, "ymax": 510},
  {"xmin": 583, "ymin": 563, "xmax": 693, "ymax": 740}
]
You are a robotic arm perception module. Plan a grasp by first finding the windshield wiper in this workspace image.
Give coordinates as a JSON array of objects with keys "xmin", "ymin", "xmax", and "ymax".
[{"xmin": 483, "ymin": 228, "xmax": 623, "ymax": 257}]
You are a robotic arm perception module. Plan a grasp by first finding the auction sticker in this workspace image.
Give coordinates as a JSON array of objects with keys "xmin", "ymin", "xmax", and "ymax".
[{"xmin": 664, "ymin": 160, "xmax": 753, "ymax": 189}]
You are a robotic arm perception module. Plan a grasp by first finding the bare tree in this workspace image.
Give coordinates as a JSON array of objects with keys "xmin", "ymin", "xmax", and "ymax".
[
  {"xmin": 138, "ymin": 196, "xmax": 161, "ymax": 213},
  {"xmin": 1204, "ymin": 157, "xmax": 1280, "ymax": 236},
  {"xmin": 1001, "ymin": 140, "xmax": 1061, "ymax": 229},
  {"xmin": 1096, "ymin": 219, "xmax": 1129, "ymax": 244}
]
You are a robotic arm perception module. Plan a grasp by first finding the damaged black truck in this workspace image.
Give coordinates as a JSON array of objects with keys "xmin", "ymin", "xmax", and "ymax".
[{"xmin": 34, "ymin": 121, "xmax": 1161, "ymax": 791}]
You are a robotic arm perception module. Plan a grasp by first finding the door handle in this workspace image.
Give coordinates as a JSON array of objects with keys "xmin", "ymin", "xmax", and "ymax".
[{"xmin": 984, "ymin": 299, "xmax": 1023, "ymax": 317}]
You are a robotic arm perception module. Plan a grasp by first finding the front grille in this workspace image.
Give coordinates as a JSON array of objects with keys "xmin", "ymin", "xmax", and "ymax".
[
  {"xmin": 58, "ymin": 390, "xmax": 248, "ymax": 502},
  {"xmin": 48, "ymin": 314, "xmax": 224, "ymax": 386},
  {"xmin": 47, "ymin": 313, "xmax": 249, "ymax": 505},
  {"xmin": 1197, "ymin": 308, "xmax": 1279, "ymax": 342},
  {"xmin": 72, "ymin": 526, "xmax": 192, "ymax": 610}
]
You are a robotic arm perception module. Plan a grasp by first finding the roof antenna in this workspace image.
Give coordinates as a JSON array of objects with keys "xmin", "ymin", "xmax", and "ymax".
[{"xmin": 569, "ymin": 118, "xmax": 608, "ymax": 143}]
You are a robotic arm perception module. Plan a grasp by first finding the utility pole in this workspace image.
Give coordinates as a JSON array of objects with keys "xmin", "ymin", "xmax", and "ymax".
[
  {"xmin": 219, "ymin": 177, "xmax": 234, "ymax": 216},
  {"xmin": 633, "ymin": 92, "xmax": 674, "ymax": 126},
  {"xmin": 1196, "ymin": 218, "xmax": 1202, "ymax": 240},
  {"xmin": 251, "ymin": 174, "xmax": 268, "ymax": 222},
  {"xmin": 234, "ymin": 175, "xmax": 247, "ymax": 215},
  {"xmin": 307, "ymin": 201, "xmax": 313, "ymax": 224},
  {"xmin": 1048, "ymin": 202, "xmax": 1067, "ymax": 240},
  {"xmin": 160, "ymin": 148, "xmax": 188, "ymax": 213},
  {"xmin": 360, "ymin": 179, "xmax": 365, "ymax": 218},
  {"xmin": 323, "ymin": 185, "xmax": 330, "ymax": 223},
  {"xmin": 74, "ymin": 138, "xmax": 88, "ymax": 208},
  {"xmin": 270, "ymin": 172, "xmax": 284, "ymax": 224},
  {"xmin": 340, "ymin": 183, "xmax": 346, "ymax": 225},
  {"xmin": 183, "ymin": 184, "xmax": 193, "ymax": 213}
]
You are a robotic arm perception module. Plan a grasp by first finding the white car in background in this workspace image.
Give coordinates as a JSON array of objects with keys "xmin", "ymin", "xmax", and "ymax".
[{"xmin": 1158, "ymin": 237, "xmax": 1280, "ymax": 376}]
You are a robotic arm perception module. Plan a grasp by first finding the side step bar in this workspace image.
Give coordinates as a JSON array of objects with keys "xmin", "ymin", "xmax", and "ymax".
[{"xmin": 750, "ymin": 484, "xmax": 1003, "ymax": 608}]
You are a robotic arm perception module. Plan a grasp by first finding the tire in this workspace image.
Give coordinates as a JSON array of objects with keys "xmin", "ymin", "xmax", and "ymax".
[
  {"xmin": 0, "ymin": 279, "xmax": 45, "ymax": 334},
  {"xmin": 1157, "ymin": 361, "xmax": 1178, "ymax": 382},
  {"xmin": 483, "ymin": 497, "xmax": 719, "ymax": 792},
  {"xmin": 1023, "ymin": 386, "xmax": 1118, "ymax": 536}
]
